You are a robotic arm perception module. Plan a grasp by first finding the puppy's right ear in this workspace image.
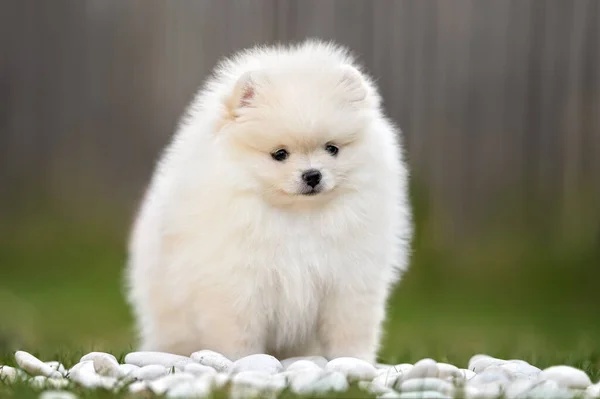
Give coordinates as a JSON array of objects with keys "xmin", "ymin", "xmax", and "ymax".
[{"xmin": 227, "ymin": 71, "xmax": 258, "ymax": 117}]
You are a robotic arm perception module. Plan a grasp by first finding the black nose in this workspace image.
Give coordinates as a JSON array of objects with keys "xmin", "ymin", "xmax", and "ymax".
[{"xmin": 302, "ymin": 169, "xmax": 322, "ymax": 188}]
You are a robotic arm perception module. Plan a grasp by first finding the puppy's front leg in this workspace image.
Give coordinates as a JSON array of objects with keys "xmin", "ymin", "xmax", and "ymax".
[{"xmin": 318, "ymin": 285, "xmax": 388, "ymax": 364}]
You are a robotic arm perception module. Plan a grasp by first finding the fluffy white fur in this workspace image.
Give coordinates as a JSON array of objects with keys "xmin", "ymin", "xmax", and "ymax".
[{"xmin": 126, "ymin": 39, "xmax": 412, "ymax": 363}]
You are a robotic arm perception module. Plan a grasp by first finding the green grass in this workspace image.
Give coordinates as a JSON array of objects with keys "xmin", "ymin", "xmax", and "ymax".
[{"xmin": 1, "ymin": 192, "xmax": 600, "ymax": 397}]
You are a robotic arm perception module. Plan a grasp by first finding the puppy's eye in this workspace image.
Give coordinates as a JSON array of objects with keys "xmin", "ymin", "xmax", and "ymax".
[
  {"xmin": 325, "ymin": 144, "xmax": 339, "ymax": 156},
  {"xmin": 271, "ymin": 149, "xmax": 289, "ymax": 162}
]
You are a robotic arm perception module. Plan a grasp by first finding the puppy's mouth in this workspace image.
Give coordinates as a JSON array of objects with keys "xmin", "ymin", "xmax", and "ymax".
[{"xmin": 300, "ymin": 187, "xmax": 322, "ymax": 196}]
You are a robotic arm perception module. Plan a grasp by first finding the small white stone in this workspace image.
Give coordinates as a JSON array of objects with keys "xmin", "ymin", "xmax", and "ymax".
[
  {"xmin": 133, "ymin": 364, "xmax": 169, "ymax": 381},
  {"xmin": 393, "ymin": 364, "xmax": 415, "ymax": 374},
  {"xmin": 469, "ymin": 367, "xmax": 512, "ymax": 385},
  {"xmin": 148, "ymin": 372, "xmax": 195, "ymax": 395},
  {"xmin": 397, "ymin": 377, "xmax": 455, "ymax": 395},
  {"xmin": 465, "ymin": 381, "xmax": 503, "ymax": 399},
  {"xmin": 377, "ymin": 363, "xmax": 394, "ymax": 369},
  {"xmin": 29, "ymin": 376, "xmax": 69, "ymax": 389},
  {"xmin": 504, "ymin": 378, "xmax": 537, "ymax": 399},
  {"xmin": 326, "ymin": 357, "xmax": 377, "ymax": 380},
  {"xmin": 118, "ymin": 363, "xmax": 139, "ymax": 378},
  {"xmin": 308, "ymin": 370, "xmax": 349, "ymax": 393},
  {"xmin": 396, "ymin": 391, "xmax": 451, "ymax": 399},
  {"xmin": 80, "ymin": 352, "xmax": 118, "ymax": 364},
  {"xmin": 232, "ymin": 370, "xmax": 287, "ymax": 393},
  {"xmin": 468, "ymin": 355, "xmax": 507, "ymax": 373},
  {"xmin": 183, "ymin": 362, "xmax": 217, "ymax": 376},
  {"xmin": 500, "ymin": 361, "xmax": 541, "ymax": 380},
  {"xmin": 44, "ymin": 361, "xmax": 67, "ymax": 377},
  {"xmin": 359, "ymin": 380, "xmax": 395, "ymax": 395},
  {"xmin": 373, "ymin": 370, "xmax": 403, "ymax": 387},
  {"xmin": 287, "ymin": 360, "xmax": 323, "ymax": 372},
  {"xmin": 125, "ymin": 351, "xmax": 193, "ymax": 370},
  {"xmin": 39, "ymin": 391, "xmax": 77, "ymax": 399},
  {"xmin": 166, "ymin": 378, "xmax": 213, "ymax": 398},
  {"xmin": 585, "ymin": 382, "xmax": 600, "ymax": 398},
  {"xmin": 231, "ymin": 354, "xmax": 283, "ymax": 375},
  {"xmin": 378, "ymin": 392, "xmax": 403, "ymax": 398},
  {"xmin": 93, "ymin": 355, "xmax": 120, "ymax": 378},
  {"xmin": 437, "ymin": 363, "xmax": 463, "ymax": 381},
  {"xmin": 68, "ymin": 360, "xmax": 116, "ymax": 389},
  {"xmin": 190, "ymin": 350, "xmax": 233, "ymax": 372},
  {"xmin": 525, "ymin": 379, "xmax": 574, "ymax": 399},
  {"xmin": 540, "ymin": 365, "xmax": 592, "ymax": 389},
  {"xmin": 14, "ymin": 351, "xmax": 62, "ymax": 378},
  {"xmin": 282, "ymin": 356, "xmax": 328, "ymax": 369},
  {"xmin": 461, "ymin": 369, "xmax": 476, "ymax": 380},
  {"xmin": 128, "ymin": 380, "xmax": 148, "ymax": 393},
  {"xmin": 213, "ymin": 372, "xmax": 231, "ymax": 388},
  {"xmin": 289, "ymin": 369, "xmax": 348, "ymax": 394},
  {"xmin": 0, "ymin": 365, "xmax": 18, "ymax": 383},
  {"xmin": 404, "ymin": 359, "xmax": 439, "ymax": 380}
]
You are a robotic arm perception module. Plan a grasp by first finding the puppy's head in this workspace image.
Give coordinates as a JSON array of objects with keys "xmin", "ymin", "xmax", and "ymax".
[{"xmin": 218, "ymin": 64, "xmax": 377, "ymax": 208}]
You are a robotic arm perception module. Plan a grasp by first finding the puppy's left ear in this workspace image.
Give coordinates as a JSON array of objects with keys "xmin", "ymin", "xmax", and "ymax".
[{"xmin": 338, "ymin": 65, "xmax": 368, "ymax": 103}]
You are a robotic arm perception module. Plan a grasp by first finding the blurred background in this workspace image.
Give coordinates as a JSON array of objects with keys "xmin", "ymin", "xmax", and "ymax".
[{"xmin": 1, "ymin": 0, "xmax": 599, "ymax": 369}]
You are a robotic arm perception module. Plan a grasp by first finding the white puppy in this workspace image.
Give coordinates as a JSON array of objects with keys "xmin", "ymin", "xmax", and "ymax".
[{"xmin": 126, "ymin": 39, "xmax": 412, "ymax": 363}]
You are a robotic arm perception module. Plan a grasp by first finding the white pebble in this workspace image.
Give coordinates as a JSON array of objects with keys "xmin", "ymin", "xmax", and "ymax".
[
  {"xmin": 44, "ymin": 361, "xmax": 67, "ymax": 377},
  {"xmin": 125, "ymin": 351, "xmax": 193, "ymax": 370},
  {"xmin": 465, "ymin": 381, "xmax": 504, "ymax": 399},
  {"xmin": 233, "ymin": 370, "xmax": 287, "ymax": 392},
  {"xmin": 540, "ymin": 365, "xmax": 592, "ymax": 389},
  {"xmin": 282, "ymin": 356, "xmax": 328, "ymax": 369},
  {"xmin": 128, "ymin": 380, "xmax": 148, "ymax": 393},
  {"xmin": 501, "ymin": 361, "xmax": 541, "ymax": 380},
  {"xmin": 306, "ymin": 370, "xmax": 349, "ymax": 393},
  {"xmin": 133, "ymin": 364, "xmax": 169, "ymax": 380},
  {"xmin": 397, "ymin": 377, "xmax": 455, "ymax": 395},
  {"xmin": 14, "ymin": 351, "xmax": 62, "ymax": 378},
  {"xmin": 437, "ymin": 362, "xmax": 463, "ymax": 381},
  {"xmin": 469, "ymin": 367, "xmax": 512, "ymax": 385},
  {"xmin": 39, "ymin": 391, "xmax": 77, "ymax": 399},
  {"xmin": 231, "ymin": 354, "xmax": 283, "ymax": 374},
  {"xmin": 379, "ymin": 392, "xmax": 403, "ymax": 398},
  {"xmin": 326, "ymin": 357, "xmax": 377, "ymax": 380},
  {"xmin": 468, "ymin": 355, "xmax": 507, "ymax": 373},
  {"xmin": 80, "ymin": 352, "xmax": 118, "ymax": 364},
  {"xmin": 373, "ymin": 370, "xmax": 403, "ymax": 387},
  {"xmin": 213, "ymin": 372, "xmax": 231, "ymax": 388},
  {"xmin": 504, "ymin": 378, "xmax": 537, "ymax": 399},
  {"xmin": 585, "ymin": 382, "xmax": 600, "ymax": 398},
  {"xmin": 393, "ymin": 364, "xmax": 415, "ymax": 374},
  {"xmin": 461, "ymin": 369, "xmax": 476, "ymax": 380},
  {"xmin": 29, "ymin": 376, "xmax": 69, "ymax": 389},
  {"xmin": 525, "ymin": 379, "xmax": 574, "ymax": 399},
  {"xmin": 396, "ymin": 391, "xmax": 451, "ymax": 399},
  {"xmin": 289, "ymin": 369, "xmax": 348, "ymax": 394},
  {"xmin": 166, "ymin": 378, "xmax": 213, "ymax": 398},
  {"xmin": 404, "ymin": 359, "xmax": 439, "ymax": 380},
  {"xmin": 0, "ymin": 365, "xmax": 18, "ymax": 383},
  {"xmin": 118, "ymin": 363, "xmax": 139, "ymax": 378},
  {"xmin": 92, "ymin": 355, "xmax": 120, "ymax": 378},
  {"xmin": 68, "ymin": 360, "xmax": 116, "ymax": 389},
  {"xmin": 377, "ymin": 363, "xmax": 394, "ymax": 369},
  {"xmin": 183, "ymin": 362, "xmax": 217, "ymax": 376},
  {"xmin": 190, "ymin": 350, "xmax": 233, "ymax": 372},
  {"xmin": 148, "ymin": 372, "xmax": 195, "ymax": 395},
  {"xmin": 287, "ymin": 360, "xmax": 323, "ymax": 372},
  {"xmin": 359, "ymin": 380, "xmax": 395, "ymax": 395}
]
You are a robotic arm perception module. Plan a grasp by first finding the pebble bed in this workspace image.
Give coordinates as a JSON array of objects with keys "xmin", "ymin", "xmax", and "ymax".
[{"xmin": 1, "ymin": 350, "xmax": 599, "ymax": 398}]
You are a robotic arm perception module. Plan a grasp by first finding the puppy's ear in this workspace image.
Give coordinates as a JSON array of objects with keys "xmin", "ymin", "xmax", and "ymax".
[
  {"xmin": 228, "ymin": 71, "xmax": 258, "ymax": 116},
  {"xmin": 338, "ymin": 65, "xmax": 368, "ymax": 103}
]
